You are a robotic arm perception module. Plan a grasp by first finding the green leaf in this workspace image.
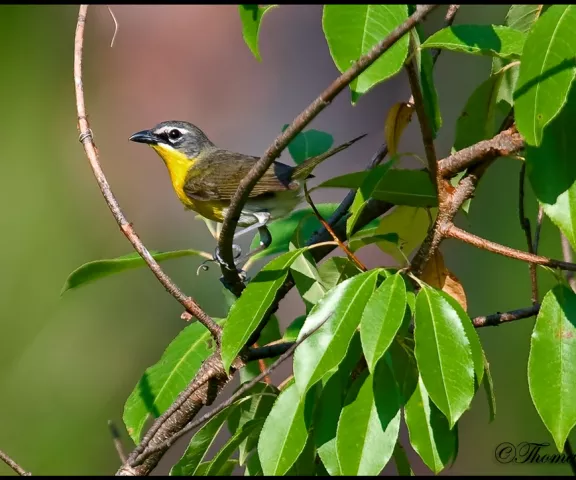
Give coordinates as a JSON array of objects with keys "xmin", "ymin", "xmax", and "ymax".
[
  {"xmin": 293, "ymin": 270, "xmax": 379, "ymax": 394},
  {"xmin": 413, "ymin": 286, "xmax": 475, "ymax": 427},
  {"xmin": 404, "ymin": 378, "xmax": 458, "ymax": 474},
  {"xmin": 282, "ymin": 124, "xmax": 334, "ymax": 165},
  {"xmin": 438, "ymin": 290, "xmax": 485, "ymax": 386},
  {"xmin": 240, "ymin": 315, "xmax": 282, "ymax": 383},
  {"xmin": 319, "ymin": 169, "xmax": 438, "ymax": 208},
  {"xmin": 317, "ymin": 257, "xmax": 362, "ymax": 290},
  {"xmin": 227, "ymin": 382, "xmax": 279, "ymax": 465},
  {"xmin": 528, "ymin": 284, "xmax": 576, "ymax": 452},
  {"xmin": 410, "ymin": 21, "xmax": 442, "ymax": 138},
  {"xmin": 285, "ymin": 431, "xmax": 317, "ymax": 476},
  {"xmin": 238, "ymin": 5, "xmax": 277, "ymax": 61},
  {"xmin": 221, "ymin": 248, "xmax": 306, "ymax": 372},
  {"xmin": 193, "ymin": 459, "xmax": 238, "ymax": 476},
  {"xmin": 322, "ymin": 5, "xmax": 409, "ymax": 103},
  {"xmin": 454, "ymin": 71, "xmax": 505, "ymax": 151},
  {"xmin": 250, "ymin": 204, "xmax": 339, "ymax": 260},
  {"xmin": 124, "ymin": 321, "xmax": 217, "ymax": 444},
  {"xmin": 283, "ymin": 316, "xmax": 306, "ymax": 342},
  {"xmin": 483, "ymin": 354, "xmax": 497, "ymax": 423},
  {"xmin": 360, "ymin": 274, "xmax": 407, "ymax": 373},
  {"xmin": 388, "ymin": 338, "xmax": 419, "ymax": 404},
  {"xmin": 376, "ymin": 206, "xmax": 437, "ymax": 265},
  {"xmin": 61, "ymin": 249, "xmax": 207, "ymax": 294},
  {"xmin": 315, "ymin": 333, "xmax": 363, "ymax": 475},
  {"xmin": 421, "ymin": 25, "xmax": 526, "ymax": 59},
  {"xmin": 170, "ymin": 404, "xmax": 238, "ymax": 475},
  {"xmin": 244, "ymin": 450, "xmax": 263, "ymax": 476},
  {"xmin": 393, "ymin": 442, "xmax": 414, "ymax": 476},
  {"xmin": 336, "ymin": 361, "xmax": 401, "ymax": 475},
  {"xmin": 258, "ymin": 383, "xmax": 318, "ymax": 475},
  {"xmin": 205, "ymin": 419, "xmax": 265, "ymax": 476},
  {"xmin": 349, "ymin": 230, "xmax": 400, "ymax": 253},
  {"xmin": 514, "ymin": 5, "xmax": 576, "ymax": 146},
  {"xmin": 347, "ymin": 161, "xmax": 395, "ymax": 236},
  {"xmin": 290, "ymin": 249, "xmax": 327, "ymax": 313},
  {"xmin": 491, "ymin": 5, "xmax": 545, "ymax": 108},
  {"xmin": 526, "ymin": 84, "xmax": 576, "ymax": 250}
]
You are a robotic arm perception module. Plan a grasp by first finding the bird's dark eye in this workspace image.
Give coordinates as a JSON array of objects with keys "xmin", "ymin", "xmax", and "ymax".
[{"xmin": 168, "ymin": 129, "xmax": 182, "ymax": 140}]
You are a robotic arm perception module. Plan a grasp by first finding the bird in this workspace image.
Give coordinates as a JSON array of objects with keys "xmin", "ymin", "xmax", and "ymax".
[{"xmin": 129, "ymin": 120, "xmax": 366, "ymax": 270}]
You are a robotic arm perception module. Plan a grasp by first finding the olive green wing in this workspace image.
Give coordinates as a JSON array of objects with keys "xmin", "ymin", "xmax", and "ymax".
[{"xmin": 182, "ymin": 150, "xmax": 299, "ymax": 202}]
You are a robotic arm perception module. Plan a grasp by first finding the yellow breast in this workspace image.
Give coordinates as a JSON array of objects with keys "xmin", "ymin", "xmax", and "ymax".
[{"xmin": 151, "ymin": 144, "xmax": 227, "ymax": 222}]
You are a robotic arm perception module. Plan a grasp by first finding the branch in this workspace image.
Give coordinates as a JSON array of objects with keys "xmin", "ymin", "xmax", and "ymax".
[
  {"xmin": 247, "ymin": 341, "xmax": 294, "ymax": 361},
  {"xmin": 73, "ymin": 5, "xmax": 220, "ymax": 340},
  {"xmin": 108, "ymin": 420, "xmax": 127, "ymax": 464},
  {"xmin": 405, "ymin": 36, "xmax": 442, "ymax": 203},
  {"xmin": 130, "ymin": 317, "xmax": 327, "ymax": 468},
  {"xmin": 0, "ymin": 449, "xmax": 30, "ymax": 476},
  {"xmin": 439, "ymin": 127, "xmax": 524, "ymax": 178},
  {"xmin": 303, "ymin": 183, "xmax": 366, "ymax": 271},
  {"xmin": 518, "ymin": 163, "xmax": 538, "ymax": 304},
  {"xmin": 431, "ymin": 5, "xmax": 461, "ymax": 63},
  {"xmin": 472, "ymin": 305, "xmax": 540, "ymax": 328},
  {"xmin": 445, "ymin": 224, "xmax": 576, "ymax": 272},
  {"xmin": 217, "ymin": 4, "xmax": 441, "ymax": 290}
]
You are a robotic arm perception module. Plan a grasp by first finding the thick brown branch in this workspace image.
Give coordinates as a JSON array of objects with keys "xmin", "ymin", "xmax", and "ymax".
[
  {"xmin": 73, "ymin": 5, "xmax": 220, "ymax": 339},
  {"xmin": 472, "ymin": 305, "xmax": 540, "ymax": 328},
  {"xmin": 445, "ymin": 225, "xmax": 576, "ymax": 272},
  {"xmin": 217, "ymin": 4, "xmax": 440, "ymax": 290},
  {"xmin": 0, "ymin": 449, "xmax": 30, "ymax": 476},
  {"xmin": 439, "ymin": 127, "xmax": 524, "ymax": 178},
  {"xmin": 131, "ymin": 317, "xmax": 327, "ymax": 468}
]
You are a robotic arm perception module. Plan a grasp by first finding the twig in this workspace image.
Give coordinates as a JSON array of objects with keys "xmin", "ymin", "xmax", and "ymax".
[
  {"xmin": 73, "ymin": 5, "xmax": 221, "ymax": 340},
  {"xmin": 0, "ymin": 449, "xmax": 30, "ymax": 476},
  {"xmin": 472, "ymin": 305, "xmax": 539, "ymax": 328},
  {"xmin": 131, "ymin": 318, "xmax": 327, "ymax": 466},
  {"xmin": 518, "ymin": 163, "xmax": 538, "ymax": 304},
  {"xmin": 533, "ymin": 206, "xmax": 544, "ymax": 253},
  {"xmin": 445, "ymin": 224, "xmax": 576, "ymax": 272},
  {"xmin": 107, "ymin": 6, "xmax": 119, "ymax": 48},
  {"xmin": 247, "ymin": 341, "xmax": 294, "ymax": 361},
  {"xmin": 108, "ymin": 420, "xmax": 127, "ymax": 464},
  {"xmin": 303, "ymin": 183, "xmax": 366, "ymax": 271},
  {"xmin": 405, "ymin": 35, "xmax": 442, "ymax": 203},
  {"xmin": 439, "ymin": 127, "xmax": 524, "ymax": 178},
  {"xmin": 431, "ymin": 5, "xmax": 461, "ymax": 63},
  {"xmin": 216, "ymin": 4, "xmax": 440, "ymax": 290}
]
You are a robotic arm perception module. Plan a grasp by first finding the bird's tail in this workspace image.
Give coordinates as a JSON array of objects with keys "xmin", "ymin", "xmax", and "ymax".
[{"xmin": 291, "ymin": 133, "xmax": 368, "ymax": 180}]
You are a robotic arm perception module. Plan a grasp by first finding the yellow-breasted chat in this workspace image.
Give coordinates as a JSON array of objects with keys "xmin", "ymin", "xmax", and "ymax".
[{"xmin": 129, "ymin": 121, "xmax": 366, "ymax": 268}]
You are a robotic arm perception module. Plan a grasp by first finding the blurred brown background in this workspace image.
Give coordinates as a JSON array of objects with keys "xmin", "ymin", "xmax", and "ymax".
[{"xmin": 0, "ymin": 4, "xmax": 571, "ymax": 475}]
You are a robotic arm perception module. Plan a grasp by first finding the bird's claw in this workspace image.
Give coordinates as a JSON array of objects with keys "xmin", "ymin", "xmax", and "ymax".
[{"xmin": 213, "ymin": 244, "xmax": 242, "ymax": 271}]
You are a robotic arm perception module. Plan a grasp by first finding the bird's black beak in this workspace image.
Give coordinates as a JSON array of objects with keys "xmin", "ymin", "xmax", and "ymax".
[{"xmin": 129, "ymin": 129, "xmax": 158, "ymax": 145}]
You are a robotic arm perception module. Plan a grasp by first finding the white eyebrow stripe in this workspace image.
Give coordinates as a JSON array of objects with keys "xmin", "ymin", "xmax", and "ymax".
[{"xmin": 154, "ymin": 126, "xmax": 189, "ymax": 136}]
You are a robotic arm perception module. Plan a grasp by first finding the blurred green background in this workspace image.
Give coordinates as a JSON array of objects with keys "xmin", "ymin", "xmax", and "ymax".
[{"xmin": 0, "ymin": 4, "xmax": 572, "ymax": 476}]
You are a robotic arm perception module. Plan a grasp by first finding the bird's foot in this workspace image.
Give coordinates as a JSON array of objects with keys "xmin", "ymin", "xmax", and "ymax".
[{"xmin": 213, "ymin": 244, "xmax": 242, "ymax": 271}]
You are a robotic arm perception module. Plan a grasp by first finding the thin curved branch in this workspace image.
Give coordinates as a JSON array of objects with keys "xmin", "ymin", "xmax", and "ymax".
[
  {"xmin": 73, "ymin": 5, "xmax": 220, "ymax": 339},
  {"xmin": 217, "ymin": 4, "xmax": 441, "ymax": 291},
  {"xmin": 0, "ymin": 449, "xmax": 30, "ymax": 476}
]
